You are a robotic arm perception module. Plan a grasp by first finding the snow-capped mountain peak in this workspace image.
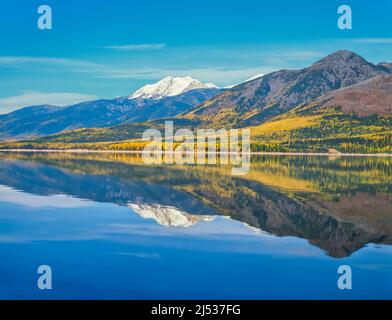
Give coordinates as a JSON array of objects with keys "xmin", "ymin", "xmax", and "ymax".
[
  {"xmin": 128, "ymin": 203, "xmax": 215, "ymax": 228},
  {"xmin": 129, "ymin": 76, "xmax": 218, "ymax": 100}
]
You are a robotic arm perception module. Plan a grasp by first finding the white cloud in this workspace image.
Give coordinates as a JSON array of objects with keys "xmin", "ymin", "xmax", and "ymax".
[
  {"xmin": 0, "ymin": 49, "xmax": 310, "ymax": 86},
  {"xmin": 0, "ymin": 185, "xmax": 96, "ymax": 208},
  {"xmin": 99, "ymin": 67, "xmax": 272, "ymax": 87},
  {"xmin": 0, "ymin": 91, "xmax": 97, "ymax": 114},
  {"xmin": 103, "ymin": 43, "xmax": 166, "ymax": 50},
  {"xmin": 0, "ymin": 48, "xmax": 326, "ymax": 89},
  {"xmin": 348, "ymin": 38, "xmax": 392, "ymax": 44},
  {"xmin": 0, "ymin": 55, "xmax": 161, "ymax": 80},
  {"xmin": 0, "ymin": 56, "xmax": 101, "ymax": 70},
  {"xmin": 112, "ymin": 252, "xmax": 161, "ymax": 259},
  {"xmin": 281, "ymin": 50, "xmax": 325, "ymax": 59}
]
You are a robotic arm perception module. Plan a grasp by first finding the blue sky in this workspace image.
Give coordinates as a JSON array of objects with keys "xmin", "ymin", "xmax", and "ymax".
[{"xmin": 0, "ymin": 0, "xmax": 391, "ymax": 113}]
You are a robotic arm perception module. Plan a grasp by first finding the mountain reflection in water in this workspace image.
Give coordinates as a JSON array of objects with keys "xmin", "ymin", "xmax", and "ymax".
[{"xmin": 0, "ymin": 152, "xmax": 391, "ymax": 258}]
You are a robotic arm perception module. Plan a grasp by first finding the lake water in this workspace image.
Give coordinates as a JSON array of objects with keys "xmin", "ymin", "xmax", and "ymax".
[{"xmin": 0, "ymin": 152, "xmax": 391, "ymax": 299}]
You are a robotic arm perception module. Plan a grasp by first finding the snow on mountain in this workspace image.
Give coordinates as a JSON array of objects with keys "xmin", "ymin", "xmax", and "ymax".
[
  {"xmin": 244, "ymin": 73, "xmax": 264, "ymax": 82},
  {"xmin": 224, "ymin": 73, "xmax": 265, "ymax": 89},
  {"xmin": 128, "ymin": 203, "xmax": 215, "ymax": 228},
  {"xmin": 130, "ymin": 202, "xmax": 268, "ymax": 232},
  {"xmin": 129, "ymin": 76, "xmax": 219, "ymax": 100}
]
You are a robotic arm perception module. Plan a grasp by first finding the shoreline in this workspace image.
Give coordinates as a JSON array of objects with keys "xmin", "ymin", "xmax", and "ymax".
[{"xmin": 0, "ymin": 149, "xmax": 391, "ymax": 157}]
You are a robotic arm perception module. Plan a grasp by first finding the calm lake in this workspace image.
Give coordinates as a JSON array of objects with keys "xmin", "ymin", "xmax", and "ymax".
[{"xmin": 0, "ymin": 152, "xmax": 391, "ymax": 299}]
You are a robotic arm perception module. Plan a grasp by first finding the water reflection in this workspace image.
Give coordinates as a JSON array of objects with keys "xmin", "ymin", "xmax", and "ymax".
[{"xmin": 0, "ymin": 152, "xmax": 391, "ymax": 258}]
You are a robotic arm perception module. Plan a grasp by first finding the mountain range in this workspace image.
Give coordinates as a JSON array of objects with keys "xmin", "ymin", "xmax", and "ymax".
[
  {"xmin": 0, "ymin": 77, "xmax": 221, "ymax": 140},
  {"xmin": 188, "ymin": 50, "xmax": 391, "ymax": 126},
  {"xmin": 0, "ymin": 50, "xmax": 391, "ymax": 153}
]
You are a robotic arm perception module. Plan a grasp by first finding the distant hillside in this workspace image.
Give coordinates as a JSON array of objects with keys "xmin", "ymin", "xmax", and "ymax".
[
  {"xmin": 186, "ymin": 50, "xmax": 390, "ymax": 126},
  {"xmin": 378, "ymin": 62, "xmax": 392, "ymax": 73},
  {"xmin": 249, "ymin": 75, "xmax": 392, "ymax": 153},
  {"xmin": 311, "ymin": 75, "xmax": 392, "ymax": 116},
  {"xmin": 1, "ymin": 51, "xmax": 391, "ymax": 154},
  {"xmin": 0, "ymin": 86, "xmax": 221, "ymax": 141}
]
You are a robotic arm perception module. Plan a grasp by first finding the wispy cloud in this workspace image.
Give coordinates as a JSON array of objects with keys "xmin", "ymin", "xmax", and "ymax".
[
  {"xmin": 0, "ymin": 185, "xmax": 96, "ymax": 208},
  {"xmin": 99, "ymin": 66, "xmax": 272, "ymax": 82},
  {"xmin": 281, "ymin": 50, "xmax": 325, "ymax": 60},
  {"xmin": 0, "ymin": 91, "xmax": 97, "ymax": 114},
  {"xmin": 111, "ymin": 252, "xmax": 161, "ymax": 259},
  {"xmin": 0, "ymin": 55, "xmax": 272, "ymax": 86},
  {"xmin": 103, "ymin": 43, "xmax": 167, "ymax": 50},
  {"xmin": 0, "ymin": 55, "xmax": 157, "ymax": 79},
  {"xmin": 0, "ymin": 56, "xmax": 101, "ymax": 69},
  {"xmin": 0, "ymin": 56, "xmax": 109, "ymax": 78},
  {"xmin": 348, "ymin": 38, "xmax": 392, "ymax": 44},
  {"xmin": 0, "ymin": 48, "xmax": 327, "ymax": 89}
]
